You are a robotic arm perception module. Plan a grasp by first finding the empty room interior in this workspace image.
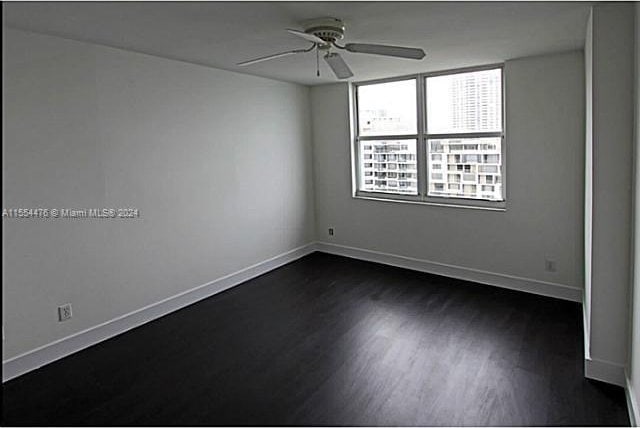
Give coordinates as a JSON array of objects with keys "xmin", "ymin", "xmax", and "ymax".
[{"xmin": 2, "ymin": 1, "xmax": 640, "ymax": 426}]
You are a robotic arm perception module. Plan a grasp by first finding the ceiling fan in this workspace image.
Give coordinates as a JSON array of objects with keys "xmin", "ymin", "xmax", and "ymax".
[{"xmin": 237, "ymin": 17, "xmax": 426, "ymax": 79}]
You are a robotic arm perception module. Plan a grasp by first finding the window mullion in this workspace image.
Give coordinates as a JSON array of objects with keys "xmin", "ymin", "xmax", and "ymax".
[
  {"xmin": 357, "ymin": 134, "xmax": 418, "ymax": 141},
  {"xmin": 418, "ymin": 75, "xmax": 428, "ymax": 199},
  {"xmin": 426, "ymin": 131, "xmax": 503, "ymax": 139}
]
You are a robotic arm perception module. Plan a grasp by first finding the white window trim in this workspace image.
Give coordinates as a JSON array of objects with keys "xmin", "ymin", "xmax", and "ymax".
[{"xmin": 350, "ymin": 63, "xmax": 506, "ymax": 211}]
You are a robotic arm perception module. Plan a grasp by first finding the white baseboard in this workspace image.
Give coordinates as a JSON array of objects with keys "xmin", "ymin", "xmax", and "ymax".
[
  {"xmin": 626, "ymin": 374, "xmax": 639, "ymax": 426},
  {"xmin": 316, "ymin": 242, "xmax": 582, "ymax": 303},
  {"xmin": 2, "ymin": 242, "xmax": 317, "ymax": 383},
  {"xmin": 584, "ymin": 357, "xmax": 626, "ymax": 387},
  {"xmin": 582, "ymin": 293, "xmax": 627, "ymax": 389},
  {"xmin": 583, "ymin": 289, "xmax": 591, "ymax": 359}
]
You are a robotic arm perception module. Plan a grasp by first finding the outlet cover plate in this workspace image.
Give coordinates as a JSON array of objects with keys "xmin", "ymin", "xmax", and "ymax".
[
  {"xmin": 58, "ymin": 303, "xmax": 73, "ymax": 322},
  {"xmin": 545, "ymin": 259, "xmax": 557, "ymax": 272}
]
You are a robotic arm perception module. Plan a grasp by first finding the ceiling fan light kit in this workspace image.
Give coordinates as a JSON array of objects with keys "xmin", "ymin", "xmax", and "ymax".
[{"xmin": 237, "ymin": 17, "xmax": 426, "ymax": 80}]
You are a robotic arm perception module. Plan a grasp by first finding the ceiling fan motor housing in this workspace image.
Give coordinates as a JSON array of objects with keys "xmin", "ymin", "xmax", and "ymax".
[{"xmin": 302, "ymin": 17, "xmax": 345, "ymax": 43}]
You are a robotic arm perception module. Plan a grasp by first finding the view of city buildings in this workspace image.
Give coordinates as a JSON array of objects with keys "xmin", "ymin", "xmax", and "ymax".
[
  {"xmin": 427, "ymin": 69, "xmax": 502, "ymax": 200},
  {"xmin": 428, "ymin": 137, "xmax": 502, "ymax": 200},
  {"xmin": 360, "ymin": 140, "xmax": 418, "ymax": 194},
  {"xmin": 358, "ymin": 68, "xmax": 503, "ymax": 200}
]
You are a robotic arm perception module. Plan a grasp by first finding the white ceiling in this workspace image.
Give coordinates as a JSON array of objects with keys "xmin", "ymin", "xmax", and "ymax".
[{"xmin": 4, "ymin": 1, "xmax": 592, "ymax": 86}]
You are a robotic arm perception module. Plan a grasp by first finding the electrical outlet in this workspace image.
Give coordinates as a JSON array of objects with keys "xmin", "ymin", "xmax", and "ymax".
[
  {"xmin": 58, "ymin": 303, "xmax": 73, "ymax": 322},
  {"xmin": 328, "ymin": 227, "xmax": 334, "ymax": 236},
  {"xmin": 545, "ymin": 259, "xmax": 557, "ymax": 272}
]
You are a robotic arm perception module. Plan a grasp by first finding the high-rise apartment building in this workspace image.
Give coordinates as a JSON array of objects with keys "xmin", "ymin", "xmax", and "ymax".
[
  {"xmin": 450, "ymin": 71, "xmax": 501, "ymax": 131},
  {"xmin": 428, "ymin": 137, "xmax": 502, "ymax": 200},
  {"xmin": 360, "ymin": 140, "xmax": 418, "ymax": 194}
]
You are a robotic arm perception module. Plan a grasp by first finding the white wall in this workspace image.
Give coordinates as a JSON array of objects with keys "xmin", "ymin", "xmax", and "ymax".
[
  {"xmin": 311, "ymin": 51, "xmax": 584, "ymax": 295},
  {"xmin": 583, "ymin": 3, "xmax": 634, "ymax": 383},
  {"xmin": 584, "ymin": 9, "xmax": 593, "ymax": 349},
  {"xmin": 2, "ymin": 28, "xmax": 315, "ymax": 361},
  {"xmin": 627, "ymin": 2, "xmax": 640, "ymax": 421}
]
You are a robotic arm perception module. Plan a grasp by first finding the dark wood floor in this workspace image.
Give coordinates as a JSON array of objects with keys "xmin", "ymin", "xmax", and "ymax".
[{"xmin": 2, "ymin": 252, "xmax": 630, "ymax": 426}]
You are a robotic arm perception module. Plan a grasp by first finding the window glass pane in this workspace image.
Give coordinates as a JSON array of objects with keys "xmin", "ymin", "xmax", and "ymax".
[
  {"xmin": 359, "ymin": 140, "xmax": 417, "ymax": 195},
  {"xmin": 357, "ymin": 79, "xmax": 417, "ymax": 136},
  {"xmin": 427, "ymin": 137, "xmax": 502, "ymax": 201},
  {"xmin": 426, "ymin": 68, "xmax": 502, "ymax": 134}
]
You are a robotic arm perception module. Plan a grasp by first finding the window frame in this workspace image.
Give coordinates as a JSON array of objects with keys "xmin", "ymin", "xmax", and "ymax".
[{"xmin": 352, "ymin": 63, "xmax": 506, "ymax": 210}]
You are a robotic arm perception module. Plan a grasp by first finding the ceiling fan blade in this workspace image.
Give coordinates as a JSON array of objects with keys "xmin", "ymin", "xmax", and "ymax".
[
  {"xmin": 237, "ymin": 49, "xmax": 303, "ymax": 66},
  {"xmin": 287, "ymin": 29, "xmax": 326, "ymax": 45},
  {"xmin": 324, "ymin": 53, "xmax": 354, "ymax": 79},
  {"xmin": 345, "ymin": 43, "xmax": 426, "ymax": 60}
]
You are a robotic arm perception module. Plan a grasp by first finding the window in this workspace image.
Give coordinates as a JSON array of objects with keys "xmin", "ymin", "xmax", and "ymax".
[
  {"xmin": 356, "ymin": 79, "xmax": 418, "ymax": 195},
  {"xmin": 353, "ymin": 65, "xmax": 504, "ymax": 207}
]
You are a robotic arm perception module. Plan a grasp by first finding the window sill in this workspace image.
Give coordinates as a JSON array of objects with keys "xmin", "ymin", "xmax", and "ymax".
[{"xmin": 353, "ymin": 192, "xmax": 506, "ymax": 211}]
